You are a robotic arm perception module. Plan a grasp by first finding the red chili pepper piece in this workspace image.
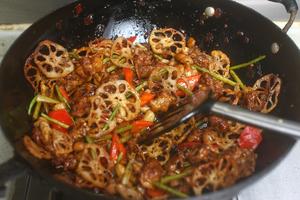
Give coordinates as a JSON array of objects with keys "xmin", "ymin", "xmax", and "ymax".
[
  {"xmin": 123, "ymin": 68, "xmax": 134, "ymax": 87},
  {"xmin": 111, "ymin": 133, "xmax": 127, "ymax": 162},
  {"xmin": 132, "ymin": 120, "xmax": 153, "ymax": 133},
  {"xmin": 238, "ymin": 126, "xmax": 262, "ymax": 150},
  {"xmin": 176, "ymin": 75, "xmax": 201, "ymax": 97},
  {"xmin": 110, "ymin": 135, "xmax": 119, "ymax": 161},
  {"xmin": 186, "ymin": 74, "xmax": 201, "ymax": 91},
  {"xmin": 146, "ymin": 188, "xmax": 166, "ymax": 198},
  {"xmin": 176, "ymin": 78, "xmax": 188, "ymax": 97},
  {"xmin": 74, "ymin": 3, "xmax": 83, "ymax": 16},
  {"xmin": 128, "ymin": 36, "xmax": 137, "ymax": 43},
  {"xmin": 84, "ymin": 14, "xmax": 94, "ymax": 25},
  {"xmin": 140, "ymin": 92, "xmax": 156, "ymax": 106},
  {"xmin": 48, "ymin": 109, "xmax": 73, "ymax": 133},
  {"xmin": 59, "ymin": 86, "xmax": 70, "ymax": 102}
]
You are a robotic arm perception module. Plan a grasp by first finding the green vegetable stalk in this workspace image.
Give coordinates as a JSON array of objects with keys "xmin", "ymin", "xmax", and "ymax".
[
  {"xmin": 192, "ymin": 65, "xmax": 236, "ymax": 86},
  {"xmin": 230, "ymin": 55, "xmax": 266, "ymax": 70}
]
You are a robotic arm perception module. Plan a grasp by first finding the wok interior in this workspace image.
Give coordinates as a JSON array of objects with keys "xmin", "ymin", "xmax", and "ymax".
[{"xmin": 0, "ymin": 0, "xmax": 299, "ymax": 198}]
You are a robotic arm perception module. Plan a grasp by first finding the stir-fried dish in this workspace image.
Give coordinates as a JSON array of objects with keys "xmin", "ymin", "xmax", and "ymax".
[{"xmin": 23, "ymin": 28, "xmax": 281, "ymax": 199}]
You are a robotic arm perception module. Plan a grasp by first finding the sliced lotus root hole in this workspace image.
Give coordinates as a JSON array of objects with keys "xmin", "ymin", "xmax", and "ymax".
[
  {"xmin": 24, "ymin": 55, "xmax": 43, "ymax": 91},
  {"xmin": 103, "ymin": 84, "xmax": 117, "ymax": 94},
  {"xmin": 119, "ymin": 83, "xmax": 126, "ymax": 93},
  {"xmin": 96, "ymin": 80, "xmax": 141, "ymax": 121},
  {"xmin": 126, "ymin": 92, "xmax": 137, "ymax": 103},
  {"xmin": 33, "ymin": 40, "xmax": 74, "ymax": 79},
  {"xmin": 149, "ymin": 28, "xmax": 186, "ymax": 57},
  {"xmin": 111, "ymin": 37, "xmax": 133, "ymax": 68},
  {"xmin": 104, "ymin": 100, "xmax": 113, "ymax": 108},
  {"xmin": 99, "ymin": 92, "xmax": 109, "ymax": 99},
  {"xmin": 126, "ymin": 103, "xmax": 136, "ymax": 113}
]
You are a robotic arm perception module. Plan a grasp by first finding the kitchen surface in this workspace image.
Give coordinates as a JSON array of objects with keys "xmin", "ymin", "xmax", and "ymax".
[{"xmin": 0, "ymin": 0, "xmax": 300, "ymax": 200}]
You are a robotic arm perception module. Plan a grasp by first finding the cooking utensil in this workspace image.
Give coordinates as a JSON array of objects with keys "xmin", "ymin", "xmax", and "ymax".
[
  {"xmin": 139, "ymin": 91, "xmax": 300, "ymax": 145},
  {"xmin": 0, "ymin": 0, "xmax": 299, "ymax": 199}
]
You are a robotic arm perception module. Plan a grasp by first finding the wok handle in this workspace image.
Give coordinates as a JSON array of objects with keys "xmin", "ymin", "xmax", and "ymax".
[
  {"xmin": 268, "ymin": 0, "xmax": 298, "ymax": 32},
  {"xmin": 0, "ymin": 158, "xmax": 27, "ymax": 197},
  {"xmin": 210, "ymin": 101, "xmax": 300, "ymax": 139}
]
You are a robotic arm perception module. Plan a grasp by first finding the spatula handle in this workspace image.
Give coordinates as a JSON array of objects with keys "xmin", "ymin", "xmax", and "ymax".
[{"xmin": 210, "ymin": 101, "xmax": 300, "ymax": 139}]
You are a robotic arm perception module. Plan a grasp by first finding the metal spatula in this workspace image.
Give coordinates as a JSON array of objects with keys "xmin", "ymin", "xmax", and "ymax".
[{"xmin": 138, "ymin": 90, "xmax": 300, "ymax": 145}]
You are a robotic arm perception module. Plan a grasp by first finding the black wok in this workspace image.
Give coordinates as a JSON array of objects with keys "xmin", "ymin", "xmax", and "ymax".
[{"xmin": 0, "ymin": 0, "xmax": 299, "ymax": 199}]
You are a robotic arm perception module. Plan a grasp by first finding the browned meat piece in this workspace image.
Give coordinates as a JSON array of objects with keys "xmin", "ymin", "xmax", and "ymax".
[
  {"xmin": 126, "ymin": 140, "xmax": 145, "ymax": 163},
  {"xmin": 71, "ymin": 97, "xmax": 91, "ymax": 118},
  {"xmin": 133, "ymin": 46, "xmax": 157, "ymax": 79},
  {"xmin": 57, "ymin": 71, "xmax": 85, "ymax": 93},
  {"xmin": 81, "ymin": 57, "xmax": 94, "ymax": 76},
  {"xmin": 80, "ymin": 55, "xmax": 103, "ymax": 76},
  {"xmin": 69, "ymin": 119, "xmax": 89, "ymax": 140},
  {"xmin": 31, "ymin": 127, "xmax": 43, "ymax": 146},
  {"xmin": 99, "ymin": 72, "xmax": 120, "ymax": 85},
  {"xmin": 73, "ymin": 83, "xmax": 97, "ymax": 99},
  {"xmin": 71, "ymin": 83, "xmax": 96, "ymax": 117},
  {"xmin": 190, "ymin": 147, "xmax": 256, "ymax": 195},
  {"xmin": 243, "ymin": 89, "xmax": 268, "ymax": 112},
  {"xmin": 140, "ymin": 158, "xmax": 164, "ymax": 188},
  {"xmin": 52, "ymin": 154, "xmax": 78, "ymax": 171},
  {"xmin": 209, "ymin": 116, "xmax": 229, "ymax": 133},
  {"xmin": 200, "ymin": 73, "xmax": 224, "ymax": 99},
  {"xmin": 189, "ymin": 47, "xmax": 211, "ymax": 69},
  {"xmin": 175, "ymin": 52, "xmax": 194, "ymax": 65},
  {"xmin": 150, "ymin": 91, "xmax": 177, "ymax": 112},
  {"xmin": 186, "ymin": 127, "xmax": 237, "ymax": 165}
]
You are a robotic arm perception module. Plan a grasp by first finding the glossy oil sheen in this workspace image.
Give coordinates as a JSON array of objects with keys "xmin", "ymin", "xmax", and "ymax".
[{"xmin": 0, "ymin": 0, "xmax": 299, "ymax": 199}]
